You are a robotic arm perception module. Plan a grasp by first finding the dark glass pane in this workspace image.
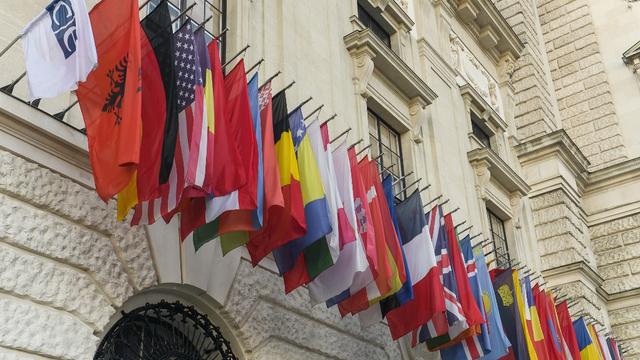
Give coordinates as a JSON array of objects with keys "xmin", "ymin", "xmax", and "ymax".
[
  {"xmin": 368, "ymin": 110, "xmax": 405, "ymax": 200},
  {"xmin": 357, "ymin": 4, "xmax": 392, "ymax": 48},
  {"xmin": 487, "ymin": 209, "xmax": 510, "ymax": 268}
]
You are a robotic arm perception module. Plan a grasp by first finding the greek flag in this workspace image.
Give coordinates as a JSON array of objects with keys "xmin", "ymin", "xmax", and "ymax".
[{"xmin": 22, "ymin": 0, "xmax": 97, "ymax": 100}]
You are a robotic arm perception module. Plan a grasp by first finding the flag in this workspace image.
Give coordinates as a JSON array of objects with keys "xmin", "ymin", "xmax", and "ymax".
[
  {"xmin": 383, "ymin": 190, "xmax": 445, "ymax": 340},
  {"xmin": 246, "ymin": 91, "xmax": 306, "ymax": 265},
  {"xmin": 324, "ymin": 142, "xmax": 376, "ymax": 309},
  {"xmin": 205, "ymin": 37, "xmax": 245, "ymax": 196},
  {"xmin": 556, "ymin": 301, "xmax": 581, "ymax": 360},
  {"xmin": 136, "ymin": 0, "xmax": 176, "ymax": 202},
  {"xmin": 515, "ymin": 272, "xmax": 539, "ymax": 360},
  {"xmin": 413, "ymin": 205, "xmax": 467, "ymax": 346},
  {"xmin": 181, "ymin": 59, "xmax": 258, "ymax": 242},
  {"xmin": 276, "ymin": 108, "xmax": 332, "ymax": 293},
  {"xmin": 77, "ymin": 0, "xmax": 141, "ymax": 202},
  {"xmin": 606, "ymin": 338, "xmax": 622, "ymax": 360},
  {"xmin": 130, "ymin": 22, "xmax": 200, "ymax": 226},
  {"xmin": 493, "ymin": 269, "xmax": 530, "ymax": 360},
  {"xmin": 523, "ymin": 276, "xmax": 548, "ymax": 359},
  {"xmin": 307, "ymin": 121, "xmax": 369, "ymax": 304},
  {"xmin": 441, "ymin": 235, "xmax": 491, "ymax": 360},
  {"xmin": 573, "ymin": 318, "xmax": 600, "ymax": 360},
  {"xmin": 534, "ymin": 286, "xmax": 564, "ymax": 360},
  {"xmin": 597, "ymin": 330, "xmax": 613, "ymax": 360},
  {"xmin": 424, "ymin": 212, "xmax": 484, "ymax": 351},
  {"xmin": 23, "ymin": 0, "xmax": 97, "ymax": 100},
  {"xmin": 475, "ymin": 250, "xmax": 511, "ymax": 360},
  {"xmin": 334, "ymin": 155, "xmax": 403, "ymax": 316},
  {"xmin": 589, "ymin": 325, "xmax": 606, "ymax": 360}
]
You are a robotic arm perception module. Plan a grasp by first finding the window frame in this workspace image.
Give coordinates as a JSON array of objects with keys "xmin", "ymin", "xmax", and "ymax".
[
  {"xmin": 471, "ymin": 111, "xmax": 492, "ymax": 149},
  {"xmin": 487, "ymin": 208, "xmax": 511, "ymax": 268},
  {"xmin": 368, "ymin": 109, "xmax": 406, "ymax": 200},
  {"xmin": 357, "ymin": 3, "xmax": 392, "ymax": 48}
]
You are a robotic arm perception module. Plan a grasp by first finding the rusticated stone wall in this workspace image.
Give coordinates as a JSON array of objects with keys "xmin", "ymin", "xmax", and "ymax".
[
  {"xmin": 0, "ymin": 148, "xmax": 402, "ymax": 360},
  {"xmin": 491, "ymin": 0, "xmax": 560, "ymax": 140},
  {"xmin": 0, "ymin": 148, "xmax": 158, "ymax": 359},
  {"xmin": 590, "ymin": 213, "xmax": 640, "ymax": 294},
  {"xmin": 609, "ymin": 304, "xmax": 640, "ymax": 359},
  {"xmin": 537, "ymin": 0, "xmax": 627, "ymax": 168},
  {"xmin": 530, "ymin": 189, "xmax": 597, "ymax": 270},
  {"xmin": 222, "ymin": 260, "xmax": 401, "ymax": 359}
]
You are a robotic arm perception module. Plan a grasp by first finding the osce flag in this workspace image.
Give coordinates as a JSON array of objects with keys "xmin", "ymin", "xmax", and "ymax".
[{"xmin": 22, "ymin": 0, "xmax": 97, "ymax": 100}]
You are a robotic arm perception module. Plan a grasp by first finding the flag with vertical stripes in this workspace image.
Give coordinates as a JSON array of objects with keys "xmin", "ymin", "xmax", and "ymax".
[
  {"xmin": 573, "ymin": 318, "xmax": 600, "ymax": 360},
  {"xmin": 522, "ymin": 276, "xmax": 548, "ymax": 359},
  {"xmin": 307, "ymin": 121, "xmax": 369, "ymax": 304},
  {"xmin": 246, "ymin": 91, "xmax": 306, "ymax": 265}
]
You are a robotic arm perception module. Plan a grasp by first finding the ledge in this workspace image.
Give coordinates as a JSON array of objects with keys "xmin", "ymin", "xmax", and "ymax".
[
  {"xmin": 344, "ymin": 29, "xmax": 438, "ymax": 105},
  {"xmin": 542, "ymin": 261, "xmax": 608, "ymax": 299},
  {"xmin": 515, "ymin": 129, "xmax": 590, "ymax": 186},
  {"xmin": 459, "ymin": 84, "xmax": 507, "ymax": 131},
  {"xmin": 467, "ymin": 146, "xmax": 531, "ymax": 195},
  {"xmin": 449, "ymin": 0, "xmax": 524, "ymax": 61},
  {"xmin": 586, "ymin": 156, "xmax": 640, "ymax": 194},
  {"xmin": 0, "ymin": 92, "xmax": 92, "ymax": 186}
]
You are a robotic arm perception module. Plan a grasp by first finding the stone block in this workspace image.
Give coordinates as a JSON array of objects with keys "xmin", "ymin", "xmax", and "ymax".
[
  {"xmin": 594, "ymin": 115, "xmax": 619, "ymax": 130},
  {"xmin": 610, "ymin": 304, "xmax": 640, "ymax": 326},
  {"xmin": 580, "ymin": 53, "xmax": 602, "ymax": 69},
  {"xmin": 599, "ymin": 262, "xmax": 630, "ymax": 280},
  {"xmin": 0, "ymin": 244, "xmax": 115, "ymax": 330},
  {"xmin": 623, "ymin": 229, "xmax": 640, "ymax": 245},
  {"xmin": 592, "ymin": 233, "xmax": 623, "ymax": 252},
  {"xmin": 588, "ymin": 93, "xmax": 614, "ymax": 110},
  {"xmin": 556, "ymin": 80, "xmax": 584, "ymax": 99},
  {"xmin": 597, "ymin": 243, "xmax": 640, "ymax": 266},
  {"xmin": 0, "ymin": 297, "xmax": 98, "ymax": 360},
  {"xmin": 568, "ymin": 121, "xmax": 594, "ymax": 138},
  {"xmin": 0, "ymin": 193, "xmax": 133, "ymax": 305},
  {"xmin": 598, "ymin": 146, "xmax": 627, "ymax": 165}
]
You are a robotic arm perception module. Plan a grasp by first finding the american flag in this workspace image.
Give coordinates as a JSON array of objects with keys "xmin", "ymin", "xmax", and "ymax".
[{"xmin": 131, "ymin": 23, "xmax": 208, "ymax": 226}]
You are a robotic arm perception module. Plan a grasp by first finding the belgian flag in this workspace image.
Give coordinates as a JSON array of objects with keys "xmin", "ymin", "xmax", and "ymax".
[{"xmin": 247, "ymin": 91, "xmax": 306, "ymax": 265}]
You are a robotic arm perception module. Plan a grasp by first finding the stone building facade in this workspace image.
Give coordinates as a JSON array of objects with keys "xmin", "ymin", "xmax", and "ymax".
[{"xmin": 0, "ymin": 0, "xmax": 638, "ymax": 359}]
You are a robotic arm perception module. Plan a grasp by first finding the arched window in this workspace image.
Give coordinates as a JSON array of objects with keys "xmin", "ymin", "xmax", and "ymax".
[{"xmin": 95, "ymin": 285, "xmax": 241, "ymax": 360}]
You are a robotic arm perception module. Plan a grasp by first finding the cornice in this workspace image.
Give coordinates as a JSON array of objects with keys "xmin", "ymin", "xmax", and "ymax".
[
  {"xmin": 417, "ymin": 37, "xmax": 457, "ymax": 88},
  {"xmin": 366, "ymin": 0, "xmax": 415, "ymax": 31},
  {"xmin": 459, "ymin": 83, "xmax": 508, "ymax": 131},
  {"xmin": 449, "ymin": 0, "xmax": 524, "ymax": 61},
  {"xmin": 344, "ymin": 29, "xmax": 438, "ymax": 105},
  {"xmin": 467, "ymin": 147, "xmax": 531, "ymax": 195},
  {"xmin": 0, "ymin": 93, "xmax": 91, "ymax": 184},
  {"xmin": 515, "ymin": 129, "xmax": 590, "ymax": 188},
  {"xmin": 585, "ymin": 156, "xmax": 640, "ymax": 194},
  {"xmin": 542, "ymin": 261, "xmax": 608, "ymax": 300}
]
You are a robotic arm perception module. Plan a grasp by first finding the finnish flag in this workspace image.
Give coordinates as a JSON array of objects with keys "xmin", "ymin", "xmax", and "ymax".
[{"xmin": 22, "ymin": 0, "xmax": 97, "ymax": 100}]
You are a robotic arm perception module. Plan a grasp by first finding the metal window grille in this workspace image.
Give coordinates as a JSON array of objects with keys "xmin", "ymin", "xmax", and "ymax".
[
  {"xmin": 487, "ymin": 209, "xmax": 510, "ymax": 268},
  {"xmin": 368, "ymin": 110, "xmax": 405, "ymax": 200}
]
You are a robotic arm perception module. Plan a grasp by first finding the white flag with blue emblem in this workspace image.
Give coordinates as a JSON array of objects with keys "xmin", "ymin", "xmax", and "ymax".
[{"xmin": 22, "ymin": 0, "xmax": 97, "ymax": 100}]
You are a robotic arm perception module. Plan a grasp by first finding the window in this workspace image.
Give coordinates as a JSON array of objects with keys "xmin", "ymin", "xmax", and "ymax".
[
  {"xmin": 358, "ymin": 4, "xmax": 392, "ymax": 48},
  {"xmin": 487, "ymin": 209, "xmax": 510, "ymax": 268},
  {"xmin": 148, "ymin": 0, "xmax": 217, "ymax": 42},
  {"xmin": 471, "ymin": 111, "xmax": 492, "ymax": 149},
  {"xmin": 368, "ymin": 110, "xmax": 405, "ymax": 199}
]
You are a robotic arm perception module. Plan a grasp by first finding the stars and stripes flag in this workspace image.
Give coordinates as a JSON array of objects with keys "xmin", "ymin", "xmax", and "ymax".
[{"xmin": 131, "ymin": 23, "xmax": 207, "ymax": 225}]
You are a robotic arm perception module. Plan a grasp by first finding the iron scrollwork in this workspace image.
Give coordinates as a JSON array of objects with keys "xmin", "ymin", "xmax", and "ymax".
[{"xmin": 94, "ymin": 300, "xmax": 238, "ymax": 360}]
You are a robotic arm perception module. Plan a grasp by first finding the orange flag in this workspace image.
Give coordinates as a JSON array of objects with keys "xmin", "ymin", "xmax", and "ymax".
[{"xmin": 77, "ymin": 0, "xmax": 142, "ymax": 202}]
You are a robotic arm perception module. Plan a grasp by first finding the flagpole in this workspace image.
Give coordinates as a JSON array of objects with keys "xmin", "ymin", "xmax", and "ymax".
[
  {"xmin": 214, "ymin": 27, "xmax": 229, "ymax": 41},
  {"xmin": 329, "ymin": 128, "xmax": 351, "ymax": 144},
  {"xmin": 194, "ymin": 16, "xmax": 213, "ymax": 32},
  {"xmin": 355, "ymin": 144, "xmax": 372, "ymax": 157},
  {"xmin": 0, "ymin": 72, "xmax": 25, "ymax": 95},
  {"xmin": 379, "ymin": 164, "xmax": 394, "ymax": 175},
  {"xmin": 457, "ymin": 225, "xmax": 473, "ymax": 235},
  {"xmin": 53, "ymin": 99, "xmax": 79, "ymax": 121},
  {"xmin": 439, "ymin": 198, "xmax": 450, "ymax": 206},
  {"xmin": 445, "ymin": 207, "xmax": 460, "ymax": 216},
  {"xmin": 398, "ymin": 178, "xmax": 421, "ymax": 193},
  {"xmin": 454, "ymin": 220, "xmax": 467, "ymax": 229},
  {"xmin": 423, "ymin": 194, "xmax": 442, "ymax": 208},
  {"xmin": 348, "ymin": 139, "xmax": 363, "ymax": 149},
  {"xmin": 304, "ymin": 104, "xmax": 324, "ymax": 120},
  {"xmin": 260, "ymin": 71, "xmax": 281, "ymax": 88},
  {"xmin": 245, "ymin": 58, "xmax": 264, "ymax": 75},
  {"xmin": 419, "ymin": 184, "xmax": 431, "ymax": 192},
  {"xmin": 222, "ymin": 44, "xmax": 250, "ymax": 68},
  {"xmin": 0, "ymin": 35, "xmax": 20, "ymax": 59},
  {"xmin": 392, "ymin": 171, "xmax": 414, "ymax": 185},
  {"xmin": 278, "ymin": 80, "xmax": 295, "ymax": 93},
  {"xmin": 287, "ymin": 96, "xmax": 313, "ymax": 116},
  {"xmin": 321, "ymin": 113, "xmax": 337, "ymax": 126}
]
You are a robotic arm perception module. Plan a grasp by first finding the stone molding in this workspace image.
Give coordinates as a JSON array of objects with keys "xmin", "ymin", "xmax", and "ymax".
[
  {"xmin": 459, "ymin": 83, "xmax": 507, "ymax": 132},
  {"xmin": 360, "ymin": 0, "xmax": 415, "ymax": 32},
  {"xmin": 344, "ymin": 29, "xmax": 438, "ymax": 105},
  {"xmin": 417, "ymin": 37, "xmax": 458, "ymax": 88},
  {"xmin": 468, "ymin": 147, "xmax": 531, "ymax": 196},
  {"xmin": 446, "ymin": 0, "xmax": 524, "ymax": 62},
  {"xmin": 451, "ymin": 33, "xmax": 506, "ymax": 118}
]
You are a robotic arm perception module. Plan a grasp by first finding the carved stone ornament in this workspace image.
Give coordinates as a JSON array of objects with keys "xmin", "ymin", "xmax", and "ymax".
[
  {"xmin": 509, "ymin": 193, "xmax": 523, "ymax": 229},
  {"xmin": 498, "ymin": 54, "xmax": 516, "ymax": 84},
  {"xmin": 473, "ymin": 161, "xmax": 491, "ymax": 200},
  {"xmin": 352, "ymin": 50, "xmax": 375, "ymax": 98},
  {"xmin": 409, "ymin": 97, "xmax": 427, "ymax": 143},
  {"xmin": 450, "ymin": 32, "xmax": 503, "ymax": 116}
]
